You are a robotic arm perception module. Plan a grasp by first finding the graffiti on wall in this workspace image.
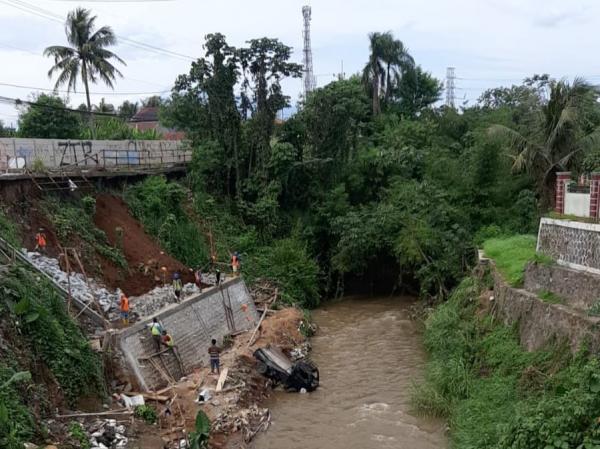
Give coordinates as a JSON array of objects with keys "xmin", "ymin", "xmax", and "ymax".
[{"xmin": 58, "ymin": 140, "xmax": 97, "ymax": 166}]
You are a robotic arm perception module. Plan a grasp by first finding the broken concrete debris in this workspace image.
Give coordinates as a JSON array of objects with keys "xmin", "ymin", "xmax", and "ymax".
[
  {"xmin": 26, "ymin": 251, "xmax": 119, "ymax": 317},
  {"xmin": 88, "ymin": 419, "xmax": 128, "ymax": 449}
]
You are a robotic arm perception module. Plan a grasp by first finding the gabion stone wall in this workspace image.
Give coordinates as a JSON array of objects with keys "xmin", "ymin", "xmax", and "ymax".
[{"xmin": 537, "ymin": 218, "xmax": 600, "ymax": 274}]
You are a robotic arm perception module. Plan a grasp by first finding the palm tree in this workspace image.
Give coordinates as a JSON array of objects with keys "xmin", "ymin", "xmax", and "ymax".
[
  {"xmin": 44, "ymin": 8, "xmax": 125, "ymax": 113},
  {"xmin": 363, "ymin": 32, "xmax": 414, "ymax": 114},
  {"xmin": 383, "ymin": 38, "xmax": 414, "ymax": 105},
  {"xmin": 363, "ymin": 32, "xmax": 388, "ymax": 115},
  {"xmin": 489, "ymin": 77, "xmax": 600, "ymax": 208}
]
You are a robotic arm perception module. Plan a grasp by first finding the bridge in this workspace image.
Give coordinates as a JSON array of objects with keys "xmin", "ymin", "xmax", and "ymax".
[{"xmin": 0, "ymin": 137, "xmax": 192, "ymax": 190}]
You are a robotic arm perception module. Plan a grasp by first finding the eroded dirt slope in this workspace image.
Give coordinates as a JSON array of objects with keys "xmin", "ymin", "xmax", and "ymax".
[{"xmin": 94, "ymin": 194, "xmax": 194, "ymax": 295}]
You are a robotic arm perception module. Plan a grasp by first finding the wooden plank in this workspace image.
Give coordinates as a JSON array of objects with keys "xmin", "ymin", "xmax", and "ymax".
[
  {"xmin": 247, "ymin": 307, "xmax": 269, "ymax": 348},
  {"xmin": 126, "ymin": 392, "xmax": 170, "ymax": 402},
  {"xmin": 216, "ymin": 367, "xmax": 229, "ymax": 392}
]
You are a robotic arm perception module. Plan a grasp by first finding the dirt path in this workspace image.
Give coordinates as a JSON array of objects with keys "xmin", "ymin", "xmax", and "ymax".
[{"xmin": 94, "ymin": 194, "xmax": 194, "ymax": 296}]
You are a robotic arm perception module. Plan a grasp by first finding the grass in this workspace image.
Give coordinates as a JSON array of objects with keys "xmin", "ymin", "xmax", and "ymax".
[
  {"xmin": 483, "ymin": 235, "xmax": 537, "ymax": 286},
  {"xmin": 588, "ymin": 300, "xmax": 600, "ymax": 317},
  {"xmin": 413, "ymin": 274, "xmax": 600, "ymax": 449},
  {"xmin": 546, "ymin": 211, "xmax": 600, "ymax": 224},
  {"xmin": 538, "ymin": 290, "xmax": 563, "ymax": 304}
]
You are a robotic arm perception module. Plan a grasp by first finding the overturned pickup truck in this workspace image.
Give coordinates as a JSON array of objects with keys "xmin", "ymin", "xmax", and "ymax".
[{"xmin": 254, "ymin": 347, "xmax": 319, "ymax": 392}]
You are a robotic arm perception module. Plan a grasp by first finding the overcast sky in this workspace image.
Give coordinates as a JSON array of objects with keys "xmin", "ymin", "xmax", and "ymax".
[{"xmin": 2, "ymin": 0, "xmax": 600, "ymax": 127}]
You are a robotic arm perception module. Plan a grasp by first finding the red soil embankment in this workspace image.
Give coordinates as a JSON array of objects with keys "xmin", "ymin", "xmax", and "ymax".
[{"xmin": 94, "ymin": 194, "xmax": 194, "ymax": 296}]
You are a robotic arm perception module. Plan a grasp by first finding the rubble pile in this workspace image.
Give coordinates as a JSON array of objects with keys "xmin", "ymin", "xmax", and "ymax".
[
  {"xmin": 212, "ymin": 404, "xmax": 271, "ymax": 444},
  {"xmin": 129, "ymin": 282, "xmax": 200, "ymax": 317},
  {"xmin": 26, "ymin": 251, "xmax": 119, "ymax": 318},
  {"xmin": 88, "ymin": 419, "xmax": 128, "ymax": 449}
]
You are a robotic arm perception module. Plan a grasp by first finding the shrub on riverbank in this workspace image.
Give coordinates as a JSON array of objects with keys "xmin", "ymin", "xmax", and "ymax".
[{"xmin": 412, "ymin": 275, "xmax": 600, "ymax": 449}]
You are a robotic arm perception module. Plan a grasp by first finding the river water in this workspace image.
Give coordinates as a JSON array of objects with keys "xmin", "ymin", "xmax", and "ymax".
[{"xmin": 252, "ymin": 296, "xmax": 447, "ymax": 449}]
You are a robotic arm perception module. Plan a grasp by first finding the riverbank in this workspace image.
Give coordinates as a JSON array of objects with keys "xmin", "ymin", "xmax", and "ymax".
[
  {"xmin": 413, "ymin": 273, "xmax": 600, "ymax": 448},
  {"xmin": 253, "ymin": 296, "xmax": 447, "ymax": 449}
]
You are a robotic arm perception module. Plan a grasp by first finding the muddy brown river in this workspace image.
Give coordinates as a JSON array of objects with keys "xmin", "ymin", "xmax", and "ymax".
[{"xmin": 252, "ymin": 296, "xmax": 447, "ymax": 449}]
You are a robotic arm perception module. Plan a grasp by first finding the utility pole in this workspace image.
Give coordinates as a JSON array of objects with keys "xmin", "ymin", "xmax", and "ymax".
[
  {"xmin": 302, "ymin": 5, "xmax": 316, "ymax": 97},
  {"xmin": 445, "ymin": 67, "xmax": 456, "ymax": 109}
]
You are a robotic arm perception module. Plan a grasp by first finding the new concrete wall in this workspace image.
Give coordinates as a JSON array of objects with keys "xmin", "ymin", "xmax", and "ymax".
[{"xmin": 118, "ymin": 277, "xmax": 258, "ymax": 391}]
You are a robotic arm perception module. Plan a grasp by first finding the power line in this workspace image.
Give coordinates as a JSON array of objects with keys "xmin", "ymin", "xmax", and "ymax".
[
  {"xmin": 0, "ymin": 81, "xmax": 169, "ymax": 96},
  {"xmin": 1, "ymin": 0, "xmax": 196, "ymax": 61},
  {"xmin": 446, "ymin": 67, "xmax": 456, "ymax": 108},
  {"xmin": 0, "ymin": 95, "xmax": 129, "ymax": 117}
]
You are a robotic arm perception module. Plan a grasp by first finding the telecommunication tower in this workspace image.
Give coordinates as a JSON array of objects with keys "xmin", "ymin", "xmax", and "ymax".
[
  {"xmin": 446, "ymin": 67, "xmax": 456, "ymax": 108},
  {"xmin": 302, "ymin": 5, "xmax": 316, "ymax": 97}
]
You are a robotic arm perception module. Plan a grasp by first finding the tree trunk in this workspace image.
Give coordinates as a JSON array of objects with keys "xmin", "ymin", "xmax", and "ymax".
[
  {"xmin": 372, "ymin": 64, "xmax": 380, "ymax": 115},
  {"xmin": 82, "ymin": 61, "xmax": 96, "ymax": 139}
]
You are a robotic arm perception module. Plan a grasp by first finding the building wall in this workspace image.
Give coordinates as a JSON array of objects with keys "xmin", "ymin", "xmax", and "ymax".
[
  {"xmin": 564, "ymin": 192, "xmax": 591, "ymax": 217},
  {"xmin": 0, "ymin": 138, "xmax": 191, "ymax": 173},
  {"xmin": 118, "ymin": 278, "xmax": 259, "ymax": 391},
  {"xmin": 537, "ymin": 217, "xmax": 600, "ymax": 274}
]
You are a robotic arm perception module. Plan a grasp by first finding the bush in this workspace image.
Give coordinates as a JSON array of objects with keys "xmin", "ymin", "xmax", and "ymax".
[
  {"xmin": 0, "ymin": 209, "xmax": 20, "ymax": 247},
  {"xmin": 414, "ymin": 274, "xmax": 600, "ymax": 449},
  {"xmin": 134, "ymin": 405, "xmax": 157, "ymax": 424},
  {"xmin": 1, "ymin": 266, "xmax": 105, "ymax": 404},
  {"xmin": 244, "ymin": 238, "xmax": 320, "ymax": 308}
]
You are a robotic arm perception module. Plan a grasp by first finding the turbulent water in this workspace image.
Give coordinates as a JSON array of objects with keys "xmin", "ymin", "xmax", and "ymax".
[{"xmin": 252, "ymin": 296, "xmax": 447, "ymax": 449}]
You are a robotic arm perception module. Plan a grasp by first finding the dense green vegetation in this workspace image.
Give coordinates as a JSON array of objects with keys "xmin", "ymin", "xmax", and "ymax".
[
  {"xmin": 413, "ymin": 276, "xmax": 600, "ymax": 449},
  {"xmin": 0, "ymin": 265, "xmax": 104, "ymax": 447},
  {"xmin": 16, "ymin": 94, "xmax": 161, "ymax": 140}
]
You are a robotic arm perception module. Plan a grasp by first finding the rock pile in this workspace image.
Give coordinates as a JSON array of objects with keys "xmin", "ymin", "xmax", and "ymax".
[
  {"xmin": 26, "ymin": 252, "xmax": 119, "ymax": 317},
  {"xmin": 88, "ymin": 419, "xmax": 128, "ymax": 449},
  {"xmin": 129, "ymin": 282, "xmax": 200, "ymax": 317}
]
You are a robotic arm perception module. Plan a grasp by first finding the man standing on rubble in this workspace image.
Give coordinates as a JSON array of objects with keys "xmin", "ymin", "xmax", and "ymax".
[
  {"xmin": 119, "ymin": 290, "xmax": 129, "ymax": 326},
  {"xmin": 208, "ymin": 339, "xmax": 221, "ymax": 375},
  {"xmin": 172, "ymin": 271, "xmax": 183, "ymax": 301},
  {"xmin": 161, "ymin": 329, "xmax": 174, "ymax": 348}
]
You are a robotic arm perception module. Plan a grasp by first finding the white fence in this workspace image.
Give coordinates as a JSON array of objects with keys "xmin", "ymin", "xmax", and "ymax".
[{"xmin": 0, "ymin": 138, "xmax": 192, "ymax": 174}]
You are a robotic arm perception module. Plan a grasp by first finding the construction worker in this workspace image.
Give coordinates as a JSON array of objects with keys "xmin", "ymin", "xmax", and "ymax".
[
  {"xmin": 215, "ymin": 268, "xmax": 221, "ymax": 286},
  {"xmin": 172, "ymin": 271, "xmax": 183, "ymax": 301},
  {"xmin": 161, "ymin": 330, "xmax": 174, "ymax": 348},
  {"xmin": 34, "ymin": 228, "xmax": 47, "ymax": 252},
  {"xmin": 208, "ymin": 338, "xmax": 221, "ymax": 375},
  {"xmin": 231, "ymin": 251, "xmax": 240, "ymax": 276},
  {"xmin": 119, "ymin": 290, "xmax": 129, "ymax": 326},
  {"xmin": 194, "ymin": 267, "xmax": 203, "ymax": 290},
  {"xmin": 149, "ymin": 317, "xmax": 163, "ymax": 351}
]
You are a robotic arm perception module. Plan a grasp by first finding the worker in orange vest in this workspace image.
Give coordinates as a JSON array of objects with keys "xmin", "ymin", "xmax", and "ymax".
[
  {"xmin": 119, "ymin": 290, "xmax": 130, "ymax": 326},
  {"xmin": 34, "ymin": 228, "xmax": 47, "ymax": 252}
]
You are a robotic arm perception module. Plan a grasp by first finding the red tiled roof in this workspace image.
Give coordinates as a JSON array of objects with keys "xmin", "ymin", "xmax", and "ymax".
[{"xmin": 130, "ymin": 106, "xmax": 159, "ymax": 123}]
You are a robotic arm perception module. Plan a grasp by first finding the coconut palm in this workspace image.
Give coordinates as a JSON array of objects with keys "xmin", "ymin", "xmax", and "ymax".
[
  {"xmin": 44, "ymin": 8, "xmax": 125, "ymax": 113},
  {"xmin": 489, "ymin": 77, "xmax": 600, "ymax": 207}
]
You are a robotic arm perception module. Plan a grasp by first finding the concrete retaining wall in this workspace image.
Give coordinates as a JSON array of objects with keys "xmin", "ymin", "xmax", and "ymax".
[
  {"xmin": 524, "ymin": 262, "xmax": 600, "ymax": 312},
  {"xmin": 118, "ymin": 277, "xmax": 258, "ymax": 391},
  {"xmin": 493, "ymin": 269, "xmax": 600, "ymax": 353},
  {"xmin": 537, "ymin": 217, "xmax": 600, "ymax": 274}
]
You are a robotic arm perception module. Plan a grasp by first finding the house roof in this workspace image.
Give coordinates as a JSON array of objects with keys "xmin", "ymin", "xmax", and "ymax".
[{"xmin": 130, "ymin": 106, "xmax": 159, "ymax": 123}]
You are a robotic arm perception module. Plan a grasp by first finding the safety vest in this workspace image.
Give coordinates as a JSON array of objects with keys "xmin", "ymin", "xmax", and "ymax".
[
  {"xmin": 151, "ymin": 323, "xmax": 161, "ymax": 336},
  {"xmin": 173, "ymin": 279, "xmax": 182, "ymax": 291},
  {"xmin": 120, "ymin": 295, "xmax": 129, "ymax": 312},
  {"xmin": 36, "ymin": 233, "xmax": 47, "ymax": 246}
]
